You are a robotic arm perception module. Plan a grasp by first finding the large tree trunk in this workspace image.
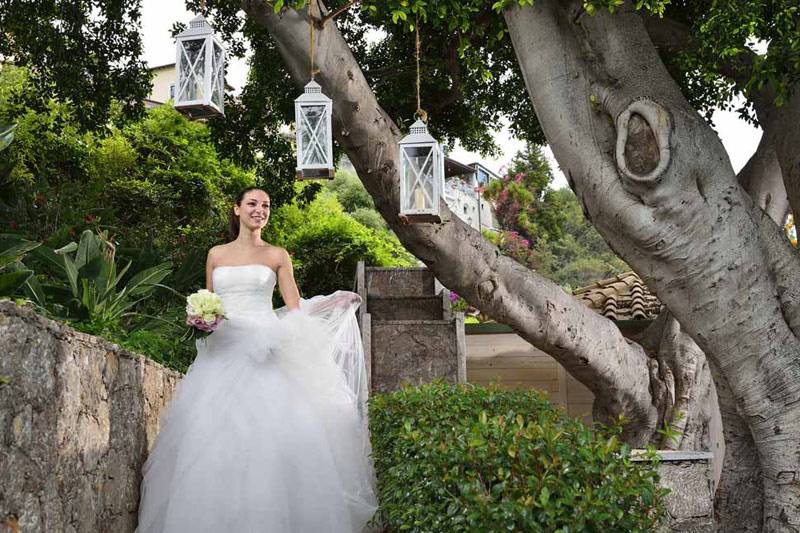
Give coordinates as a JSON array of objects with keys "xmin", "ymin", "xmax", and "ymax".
[
  {"xmin": 239, "ymin": 1, "xmax": 719, "ymax": 447},
  {"xmin": 503, "ymin": 1, "xmax": 800, "ymax": 529},
  {"xmin": 709, "ymin": 357, "xmax": 764, "ymax": 532}
]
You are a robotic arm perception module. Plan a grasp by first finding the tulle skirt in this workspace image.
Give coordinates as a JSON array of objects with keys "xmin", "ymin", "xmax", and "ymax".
[{"xmin": 136, "ymin": 302, "xmax": 377, "ymax": 532}]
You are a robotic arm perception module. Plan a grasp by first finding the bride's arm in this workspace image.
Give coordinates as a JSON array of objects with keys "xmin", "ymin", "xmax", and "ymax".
[{"xmin": 275, "ymin": 248, "xmax": 301, "ymax": 311}]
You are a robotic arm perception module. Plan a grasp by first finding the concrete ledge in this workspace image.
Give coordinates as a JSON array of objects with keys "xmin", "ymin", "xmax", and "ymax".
[{"xmin": 631, "ymin": 450, "xmax": 714, "ymax": 462}]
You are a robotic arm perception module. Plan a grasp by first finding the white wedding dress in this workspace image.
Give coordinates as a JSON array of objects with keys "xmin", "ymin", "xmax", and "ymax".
[{"xmin": 136, "ymin": 264, "xmax": 378, "ymax": 532}]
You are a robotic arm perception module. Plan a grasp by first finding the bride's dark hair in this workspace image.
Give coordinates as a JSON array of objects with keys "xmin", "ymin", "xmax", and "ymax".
[{"xmin": 228, "ymin": 186, "xmax": 267, "ymax": 242}]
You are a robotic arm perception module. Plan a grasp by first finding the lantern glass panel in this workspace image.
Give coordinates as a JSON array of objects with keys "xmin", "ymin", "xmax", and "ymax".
[
  {"xmin": 211, "ymin": 42, "xmax": 224, "ymax": 109},
  {"xmin": 402, "ymin": 145, "xmax": 435, "ymax": 210},
  {"xmin": 179, "ymin": 39, "xmax": 206, "ymax": 101},
  {"xmin": 299, "ymin": 104, "xmax": 329, "ymax": 166}
]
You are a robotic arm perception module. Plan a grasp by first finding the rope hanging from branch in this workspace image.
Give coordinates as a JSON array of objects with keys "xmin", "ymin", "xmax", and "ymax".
[
  {"xmin": 415, "ymin": 14, "xmax": 427, "ymax": 123},
  {"xmin": 309, "ymin": 0, "xmax": 320, "ymax": 79}
]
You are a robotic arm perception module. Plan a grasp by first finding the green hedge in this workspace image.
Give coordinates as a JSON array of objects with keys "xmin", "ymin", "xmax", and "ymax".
[{"xmin": 369, "ymin": 382, "xmax": 666, "ymax": 532}]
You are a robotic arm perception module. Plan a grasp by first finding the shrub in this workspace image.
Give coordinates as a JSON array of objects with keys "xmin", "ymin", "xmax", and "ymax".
[
  {"xmin": 350, "ymin": 207, "xmax": 387, "ymax": 231},
  {"xmin": 326, "ymin": 169, "xmax": 375, "ymax": 212},
  {"xmin": 369, "ymin": 382, "xmax": 666, "ymax": 532},
  {"xmin": 266, "ymin": 192, "xmax": 414, "ymax": 298}
]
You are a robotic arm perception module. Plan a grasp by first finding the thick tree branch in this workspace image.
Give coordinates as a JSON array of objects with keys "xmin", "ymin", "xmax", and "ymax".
[
  {"xmin": 242, "ymin": 0, "xmax": 664, "ymax": 442},
  {"xmin": 737, "ymin": 135, "xmax": 789, "ymax": 225},
  {"xmin": 761, "ymin": 91, "xmax": 800, "ymax": 227}
]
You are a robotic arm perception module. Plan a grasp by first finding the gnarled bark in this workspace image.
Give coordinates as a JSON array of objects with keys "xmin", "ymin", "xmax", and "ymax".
[{"xmin": 504, "ymin": 1, "xmax": 800, "ymax": 528}]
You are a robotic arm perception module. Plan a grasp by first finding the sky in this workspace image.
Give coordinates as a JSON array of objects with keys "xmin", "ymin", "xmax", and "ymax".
[{"xmin": 142, "ymin": 0, "xmax": 762, "ymax": 190}]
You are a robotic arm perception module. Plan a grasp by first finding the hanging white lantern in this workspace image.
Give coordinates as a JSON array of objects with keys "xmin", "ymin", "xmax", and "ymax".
[
  {"xmin": 294, "ymin": 80, "xmax": 334, "ymax": 180},
  {"xmin": 398, "ymin": 119, "xmax": 444, "ymax": 223},
  {"xmin": 174, "ymin": 15, "xmax": 225, "ymax": 119}
]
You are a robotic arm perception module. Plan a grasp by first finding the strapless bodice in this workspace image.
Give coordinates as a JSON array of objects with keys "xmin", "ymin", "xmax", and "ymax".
[{"xmin": 212, "ymin": 264, "xmax": 276, "ymax": 316}]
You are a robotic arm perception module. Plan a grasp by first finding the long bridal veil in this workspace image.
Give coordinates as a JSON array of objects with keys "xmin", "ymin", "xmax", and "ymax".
[{"xmin": 274, "ymin": 290, "xmax": 377, "ymax": 520}]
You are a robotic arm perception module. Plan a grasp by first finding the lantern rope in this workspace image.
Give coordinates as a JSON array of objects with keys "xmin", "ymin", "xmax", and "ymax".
[
  {"xmin": 415, "ymin": 15, "xmax": 427, "ymax": 122},
  {"xmin": 309, "ymin": 0, "xmax": 320, "ymax": 79}
]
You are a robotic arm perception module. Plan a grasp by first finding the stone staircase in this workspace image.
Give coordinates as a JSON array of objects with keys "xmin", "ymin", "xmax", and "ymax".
[{"xmin": 355, "ymin": 262, "xmax": 466, "ymax": 393}]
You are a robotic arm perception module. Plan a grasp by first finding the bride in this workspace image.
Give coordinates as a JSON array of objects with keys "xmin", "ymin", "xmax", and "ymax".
[{"xmin": 136, "ymin": 187, "xmax": 378, "ymax": 532}]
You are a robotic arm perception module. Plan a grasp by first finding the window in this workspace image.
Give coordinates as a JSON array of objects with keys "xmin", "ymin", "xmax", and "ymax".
[{"xmin": 169, "ymin": 83, "xmax": 176, "ymax": 100}]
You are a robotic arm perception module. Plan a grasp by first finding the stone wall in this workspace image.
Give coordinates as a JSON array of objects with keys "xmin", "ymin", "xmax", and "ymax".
[
  {"xmin": 0, "ymin": 301, "xmax": 180, "ymax": 533},
  {"xmin": 633, "ymin": 450, "xmax": 716, "ymax": 532}
]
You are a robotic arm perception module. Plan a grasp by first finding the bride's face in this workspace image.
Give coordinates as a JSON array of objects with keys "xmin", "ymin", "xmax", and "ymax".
[{"xmin": 235, "ymin": 190, "xmax": 271, "ymax": 231}]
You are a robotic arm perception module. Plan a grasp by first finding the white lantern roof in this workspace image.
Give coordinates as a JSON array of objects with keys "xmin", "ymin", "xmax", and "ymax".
[
  {"xmin": 400, "ymin": 119, "xmax": 436, "ymax": 145},
  {"xmin": 295, "ymin": 80, "xmax": 332, "ymax": 103},
  {"xmin": 177, "ymin": 15, "xmax": 215, "ymax": 39}
]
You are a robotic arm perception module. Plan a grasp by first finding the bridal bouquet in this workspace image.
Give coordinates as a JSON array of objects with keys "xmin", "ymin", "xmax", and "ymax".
[{"xmin": 184, "ymin": 289, "xmax": 226, "ymax": 339}]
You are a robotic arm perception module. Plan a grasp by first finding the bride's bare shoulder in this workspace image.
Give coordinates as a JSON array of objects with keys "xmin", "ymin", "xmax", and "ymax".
[
  {"xmin": 263, "ymin": 244, "xmax": 291, "ymax": 266},
  {"xmin": 206, "ymin": 244, "xmax": 230, "ymax": 263}
]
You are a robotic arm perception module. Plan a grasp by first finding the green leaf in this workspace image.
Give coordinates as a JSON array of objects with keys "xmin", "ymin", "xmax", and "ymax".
[
  {"xmin": 125, "ymin": 262, "xmax": 173, "ymax": 296},
  {"xmin": 539, "ymin": 487, "xmax": 550, "ymax": 506},
  {"xmin": 0, "ymin": 270, "xmax": 33, "ymax": 296},
  {"xmin": 62, "ymin": 255, "xmax": 79, "ymax": 298},
  {"xmin": 0, "ymin": 240, "xmax": 41, "ymax": 270},
  {"xmin": 54, "ymin": 242, "xmax": 78, "ymax": 256},
  {"xmin": 0, "ymin": 123, "xmax": 17, "ymax": 152},
  {"xmin": 75, "ymin": 229, "xmax": 101, "ymax": 270}
]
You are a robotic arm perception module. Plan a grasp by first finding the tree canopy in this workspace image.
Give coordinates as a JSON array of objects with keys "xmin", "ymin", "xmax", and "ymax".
[{"xmin": 0, "ymin": 0, "xmax": 152, "ymax": 129}]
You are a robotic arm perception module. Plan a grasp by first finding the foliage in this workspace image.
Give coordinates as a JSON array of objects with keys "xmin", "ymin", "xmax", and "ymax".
[
  {"xmin": 325, "ymin": 169, "xmax": 387, "ymax": 230},
  {"xmin": 662, "ymin": 0, "xmax": 800, "ymax": 123},
  {"xmin": 483, "ymin": 229, "xmax": 554, "ymax": 274},
  {"xmin": 545, "ymin": 189, "xmax": 629, "ymax": 288},
  {"xmin": 350, "ymin": 207, "xmax": 388, "ymax": 231},
  {"xmin": 0, "ymin": 0, "xmax": 151, "ymax": 129},
  {"xmin": 0, "ymin": 123, "xmax": 16, "ymax": 152},
  {"xmin": 0, "ymin": 237, "xmax": 40, "ymax": 297},
  {"xmin": 266, "ymin": 190, "xmax": 415, "ymax": 297},
  {"xmin": 35, "ymin": 229, "xmax": 172, "ymax": 331},
  {"xmin": 0, "ymin": 67, "xmax": 255, "ymax": 294},
  {"xmin": 205, "ymin": 23, "xmax": 298, "ymax": 208},
  {"xmin": 326, "ymin": 169, "xmax": 376, "ymax": 213},
  {"xmin": 478, "ymin": 145, "xmax": 626, "ymax": 286},
  {"xmin": 484, "ymin": 145, "xmax": 567, "ymax": 245},
  {"xmin": 369, "ymin": 381, "xmax": 667, "ymax": 532}
]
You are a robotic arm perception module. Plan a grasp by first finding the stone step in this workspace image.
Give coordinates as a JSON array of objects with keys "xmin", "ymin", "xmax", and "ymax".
[
  {"xmin": 365, "ymin": 267, "xmax": 436, "ymax": 298},
  {"xmin": 367, "ymin": 295, "xmax": 444, "ymax": 321},
  {"xmin": 370, "ymin": 318, "xmax": 465, "ymax": 393}
]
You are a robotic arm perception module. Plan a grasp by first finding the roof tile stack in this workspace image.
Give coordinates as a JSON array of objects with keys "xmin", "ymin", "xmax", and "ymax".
[{"xmin": 573, "ymin": 272, "xmax": 662, "ymax": 321}]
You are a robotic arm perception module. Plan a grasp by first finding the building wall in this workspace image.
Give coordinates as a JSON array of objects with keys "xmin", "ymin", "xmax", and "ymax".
[
  {"xmin": 149, "ymin": 65, "xmax": 177, "ymax": 104},
  {"xmin": 444, "ymin": 178, "xmax": 497, "ymax": 233}
]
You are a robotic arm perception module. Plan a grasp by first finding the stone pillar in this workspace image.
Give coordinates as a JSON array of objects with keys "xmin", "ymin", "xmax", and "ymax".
[
  {"xmin": 359, "ymin": 265, "xmax": 467, "ymax": 393},
  {"xmin": 0, "ymin": 302, "xmax": 180, "ymax": 533}
]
